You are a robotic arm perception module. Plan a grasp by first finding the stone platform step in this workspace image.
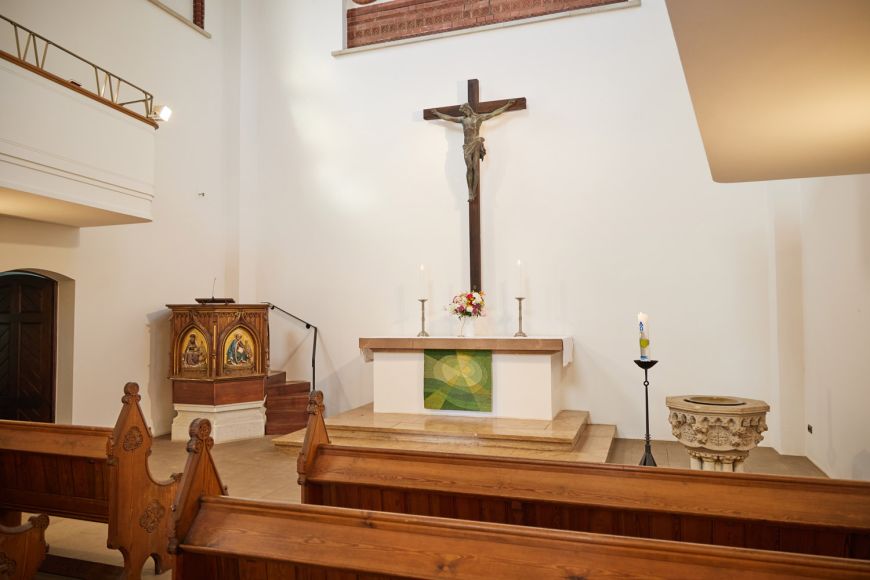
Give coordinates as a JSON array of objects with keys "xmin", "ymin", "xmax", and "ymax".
[{"xmin": 272, "ymin": 404, "xmax": 616, "ymax": 463}]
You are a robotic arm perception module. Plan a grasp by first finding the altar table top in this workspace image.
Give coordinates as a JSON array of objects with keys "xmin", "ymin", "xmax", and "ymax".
[{"xmin": 359, "ymin": 336, "xmax": 574, "ymax": 367}]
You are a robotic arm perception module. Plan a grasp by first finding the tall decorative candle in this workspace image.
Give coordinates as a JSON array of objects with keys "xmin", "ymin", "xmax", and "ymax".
[
  {"xmin": 516, "ymin": 259, "xmax": 529, "ymax": 297},
  {"xmin": 418, "ymin": 264, "xmax": 429, "ymax": 298},
  {"xmin": 638, "ymin": 312, "xmax": 650, "ymax": 360}
]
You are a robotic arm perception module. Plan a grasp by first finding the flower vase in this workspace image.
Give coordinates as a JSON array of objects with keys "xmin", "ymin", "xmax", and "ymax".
[{"xmin": 457, "ymin": 317, "xmax": 475, "ymax": 337}]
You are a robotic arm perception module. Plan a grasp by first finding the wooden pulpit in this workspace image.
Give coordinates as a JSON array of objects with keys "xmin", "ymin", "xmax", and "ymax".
[{"xmin": 167, "ymin": 303, "xmax": 270, "ymax": 443}]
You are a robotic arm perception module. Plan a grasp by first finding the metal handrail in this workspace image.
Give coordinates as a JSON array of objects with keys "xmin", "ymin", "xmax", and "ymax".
[
  {"xmin": 1, "ymin": 14, "xmax": 157, "ymax": 122},
  {"xmin": 262, "ymin": 302, "xmax": 318, "ymax": 392}
]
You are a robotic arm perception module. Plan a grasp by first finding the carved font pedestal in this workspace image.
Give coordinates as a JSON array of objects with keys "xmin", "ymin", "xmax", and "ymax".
[{"xmin": 666, "ymin": 395, "xmax": 769, "ymax": 472}]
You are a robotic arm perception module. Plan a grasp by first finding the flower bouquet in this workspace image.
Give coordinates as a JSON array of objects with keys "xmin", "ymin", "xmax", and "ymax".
[{"xmin": 447, "ymin": 291, "xmax": 485, "ymax": 336}]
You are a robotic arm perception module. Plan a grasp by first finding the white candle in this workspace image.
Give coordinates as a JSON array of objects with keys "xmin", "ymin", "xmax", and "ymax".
[
  {"xmin": 638, "ymin": 312, "xmax": 650, "ymax": 360},
  {"xmin": 516, "ymin": 259, "xmax": 529, "ymax": 298},
  {"xmin": 418, "ymin": 264, "xmax": 429, "ymax": 298}
]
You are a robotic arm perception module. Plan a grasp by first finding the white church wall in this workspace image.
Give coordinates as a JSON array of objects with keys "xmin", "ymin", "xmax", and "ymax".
[
  {"xmin": 0, "ymin": 0, "xmax": 237, "ymax": 433},
  {"xmin": 225, "ymin": 0, "xmax": 261, "ymax": 304},
  {"xmin": 249, "ymin": 0, "xmax": 784, "ymax": 445},
  {"xmin": 765, "ymin": 183, "xmax": 807, "ymax": 457},
  {"xmin": 800, "ymin": 174, "xmax": 870, "ymax": 481}
]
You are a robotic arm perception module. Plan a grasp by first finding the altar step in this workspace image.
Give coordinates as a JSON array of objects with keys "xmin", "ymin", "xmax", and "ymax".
[
  {"xmin": 264, "ymin": 370, "xmax": 310, "ymax": 435},
  {"xmin": 272, "ymin": 403, "xmax": 616, "ymax": 463}
]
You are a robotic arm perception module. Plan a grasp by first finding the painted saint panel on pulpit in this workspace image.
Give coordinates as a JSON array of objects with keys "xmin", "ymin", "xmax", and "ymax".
[
  {"xmin": 179, "ymin": 328, "xmax": 209, "ymax": 372},
  {"xmin": 223, "ymin": 327, "xmax": 256, "ymax": 372}
]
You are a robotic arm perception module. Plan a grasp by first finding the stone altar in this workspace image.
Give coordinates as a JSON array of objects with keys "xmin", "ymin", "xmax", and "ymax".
[
  {"xmin": 666, "ymin": 395, "xmax": 769, "ymax": 472},
  {"xmin": 359, "ymin": 337, "xmax": 573, "ymax": 421}
]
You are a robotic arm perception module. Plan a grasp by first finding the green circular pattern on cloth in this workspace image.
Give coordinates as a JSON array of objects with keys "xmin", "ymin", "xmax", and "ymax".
[{"xmin": 424, "ymin": 350, "xmax": 492, "ymax": 412}]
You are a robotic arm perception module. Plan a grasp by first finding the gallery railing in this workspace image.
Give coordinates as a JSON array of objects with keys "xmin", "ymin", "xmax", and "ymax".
[{"xmin": 0, "ymin": 14, "xmax": 159, "ymax": 128}]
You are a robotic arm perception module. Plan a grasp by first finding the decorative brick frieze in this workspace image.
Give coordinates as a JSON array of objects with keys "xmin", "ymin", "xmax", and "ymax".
[
  {"xmin": 193, "ymin": 0, "xmax": 205, "ymax": 29},
  {"xmin": 347, "ymin": 0, "xmax": 629, "ymax": 48}
]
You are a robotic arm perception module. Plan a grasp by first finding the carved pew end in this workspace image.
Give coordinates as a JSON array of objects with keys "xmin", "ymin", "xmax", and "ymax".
[{"xmin": 0, "ymin": 514, "xmax": 49, "ymax": 580}]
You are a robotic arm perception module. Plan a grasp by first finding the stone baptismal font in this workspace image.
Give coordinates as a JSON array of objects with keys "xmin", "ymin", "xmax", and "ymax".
[{"xmin": 666, "ymin": 395, "xmax": 769, "ymax": 472}]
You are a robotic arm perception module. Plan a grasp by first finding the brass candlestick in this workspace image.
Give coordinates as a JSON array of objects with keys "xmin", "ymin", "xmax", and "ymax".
[
  {"xmin": 514, "ymin": 297, "xmax": 527, "ymax": 337},
  {"xmin": 417, "ymin": 298, "xmax": 430, "ymax": 337}
]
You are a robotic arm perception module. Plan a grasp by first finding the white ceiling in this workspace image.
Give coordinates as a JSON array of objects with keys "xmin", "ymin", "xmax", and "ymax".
[{"xmin": 666, "ymin": 0, "xmax": 870, "ymax": 183}]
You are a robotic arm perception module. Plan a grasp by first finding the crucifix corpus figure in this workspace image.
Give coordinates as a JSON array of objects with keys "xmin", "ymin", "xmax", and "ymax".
[
  {"xmin": 429, "ymin": 99, "xmax": 517, "ymax": 202},
  {"xmin": 424, "ymin": 79, "xmax": 526, "ymax": 292}
]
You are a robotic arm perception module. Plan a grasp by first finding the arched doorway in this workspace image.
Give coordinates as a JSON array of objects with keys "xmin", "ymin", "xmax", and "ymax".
[{"xmin": 0, "ymin": 271, "xmax": 56, "ymax": 422}]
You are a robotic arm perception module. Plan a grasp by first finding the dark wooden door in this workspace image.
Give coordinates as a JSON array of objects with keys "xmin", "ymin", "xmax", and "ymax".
[{"xmin": 0, "ymin": 273, "xmax": 56, "ymax": 422}]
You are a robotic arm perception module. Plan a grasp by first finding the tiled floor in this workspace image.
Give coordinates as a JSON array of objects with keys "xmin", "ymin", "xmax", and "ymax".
[
  {"xmin": 35, "ymin": 434, "xmax": 826, "ymax": 578},
  {"xmin": 607, "ymin": 438, "xmax": 827, "ymax": 477},
  {"xmin": 153, "ymin": 435, "xmax": 302, "ymax": 503}
]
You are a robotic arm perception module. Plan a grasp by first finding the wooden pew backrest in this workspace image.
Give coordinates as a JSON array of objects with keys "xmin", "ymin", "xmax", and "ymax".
[
  {"xmin": 175, "ymin": 496, "xmax": 870, "ymax": 580},
  {"xmin": 0, "ymin": 382, "xmax": 181, "ymax": 579},
  {"xmin": 172, "ymin": 401, "xmax": 870, "ymax": 579},
  {"xmin": 0, "ymin": 421, "xmax": 111, "ymax": 521},
  {"xmin": 297, "ymin": 391, "xmax": 870, "ymax": 560}
]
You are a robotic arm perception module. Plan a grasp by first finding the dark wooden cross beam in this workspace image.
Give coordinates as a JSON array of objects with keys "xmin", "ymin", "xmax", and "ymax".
[{"xmin": 423, "ymin": 79, "xmax": 526, "ymax": 293}]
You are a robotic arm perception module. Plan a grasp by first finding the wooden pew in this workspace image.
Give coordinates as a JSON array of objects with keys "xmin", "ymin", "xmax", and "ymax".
[
  {"xmin": 0, "ymin": 383, "xmax": 180, "ymax": 579},
  {"xmin": 0, "ymin": 514, "xmax": 48, "ymax": 580},
  {"xmin": 172, "ymin": 417, "xmax": 870, "ymax": 579},
  {"xmin": 297, "ymin": 391, "xmax": 870, "ymax": 561}
]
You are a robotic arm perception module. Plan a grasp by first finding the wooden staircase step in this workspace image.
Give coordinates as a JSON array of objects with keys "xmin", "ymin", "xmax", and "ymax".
[
  {"xmin": 266, "ymin": 370, "xmax": 287, "ymax": 386},
  {"xmin": 265, "ymin": 417, "xmax": 308, "ymax": 435},
  {"xmin": 266, "ymin": 381, "xmax": 310, "ymax": 397},
  {"xmin": 264, "ymin": 377, "xmax": 310, "ymax": 436},
  {"xmin": 265, "ymin": 396, "xmax": 309, "ymax": 412}
]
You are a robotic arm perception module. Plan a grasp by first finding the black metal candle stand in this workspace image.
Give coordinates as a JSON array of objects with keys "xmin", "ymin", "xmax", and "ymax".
[{"xmin": 634, "ymin": 359, "xmax": 659, "ymax": 467}]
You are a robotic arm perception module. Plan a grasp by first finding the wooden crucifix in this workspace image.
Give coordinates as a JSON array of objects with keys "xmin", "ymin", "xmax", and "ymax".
[{"xmin": 424, "ymin": 79, "xmax": 526, "ymax": 292}]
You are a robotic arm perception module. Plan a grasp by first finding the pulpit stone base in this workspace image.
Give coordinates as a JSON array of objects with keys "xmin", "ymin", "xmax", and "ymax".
[{"xmin": 171, "ymin": 400, "xmax": 265, "ymax": 443}]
